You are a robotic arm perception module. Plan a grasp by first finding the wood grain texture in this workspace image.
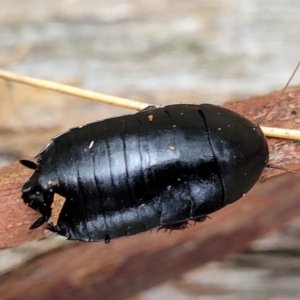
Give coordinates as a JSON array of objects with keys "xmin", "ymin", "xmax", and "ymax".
[
  {"xmin": 224, "ymin": 86, "xmax": 300, "ymax": 178},
  {"xmin": 0, "ymin": 162, "xmax": 44, "ymax": 249}
]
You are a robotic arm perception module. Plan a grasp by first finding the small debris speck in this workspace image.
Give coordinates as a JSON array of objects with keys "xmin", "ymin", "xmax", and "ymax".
[
  {"xmin": 48, "ymin": 180, "xmax": 58, "ymax": 186},
  {"xmin": 89, "ymin": 141, "xmax": 94, "ymax": 149}
]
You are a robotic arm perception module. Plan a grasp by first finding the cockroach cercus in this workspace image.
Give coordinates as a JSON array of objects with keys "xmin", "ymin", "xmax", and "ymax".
[{"xmin": 20, "ymin": 62, "xmax": 300, "ymax": 243}]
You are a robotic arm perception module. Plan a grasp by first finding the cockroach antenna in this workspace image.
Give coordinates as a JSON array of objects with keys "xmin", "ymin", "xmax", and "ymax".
[{"xmin": 257, "ymin": 60, "xmax": 300, "ymax": 125}]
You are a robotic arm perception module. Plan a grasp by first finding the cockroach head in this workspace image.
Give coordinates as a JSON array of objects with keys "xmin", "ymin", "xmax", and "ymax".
[{"xmin": 20, "ymin": 160, "xmax": 54, "ymax": 229}]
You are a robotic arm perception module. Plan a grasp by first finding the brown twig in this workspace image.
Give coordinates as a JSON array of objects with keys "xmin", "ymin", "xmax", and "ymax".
[{"xmin": 0, "ymin": 162, "xmax": 45, "ymax": 249}]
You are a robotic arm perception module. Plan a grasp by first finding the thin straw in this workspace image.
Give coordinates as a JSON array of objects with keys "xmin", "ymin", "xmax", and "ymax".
[{"xmin": 0, "ymin": 68, "xmax": 154, "ymax": 111}]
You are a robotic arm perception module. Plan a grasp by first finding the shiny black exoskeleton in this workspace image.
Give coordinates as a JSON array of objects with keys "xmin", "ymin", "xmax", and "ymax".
[{"xmin": 21, "ymin": 104, "xmax": 268, "ymax": 243}]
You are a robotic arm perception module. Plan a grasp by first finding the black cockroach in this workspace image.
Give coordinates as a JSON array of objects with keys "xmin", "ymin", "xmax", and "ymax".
[{"xmin": 20, "ymin": 63, "xmax": 300, "ymax": 243}]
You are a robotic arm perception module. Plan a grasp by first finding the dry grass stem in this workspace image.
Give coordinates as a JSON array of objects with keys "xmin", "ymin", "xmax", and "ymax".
[
  {"xmin": 261, "ymin": 126, "xmax": 300, "ymax": 140},
  {"xmin": 0, "ymin": 68, "xmax": 153, "ymax": 111},
  {"xmin": 1, "ymin": 68, "xmax": 300, "ymax": 140}
]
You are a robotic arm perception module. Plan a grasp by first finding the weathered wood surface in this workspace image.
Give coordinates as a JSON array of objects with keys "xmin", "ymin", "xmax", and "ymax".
[{"xmin": 224, "ymin": 86, "xmax": 300, "ymax": 178}]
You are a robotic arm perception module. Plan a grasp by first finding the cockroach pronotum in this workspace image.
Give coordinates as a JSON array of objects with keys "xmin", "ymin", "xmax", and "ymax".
[{"xmin": 20, "ymin": 62, "xmax": 300, "ymax": 243}]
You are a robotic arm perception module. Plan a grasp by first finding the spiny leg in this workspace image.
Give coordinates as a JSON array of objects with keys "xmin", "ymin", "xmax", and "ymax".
[
  {"xmin": 190, "ymin": 215, "xmax": 211, "ymax": 225},
  {"xmin": 157, "ymin": 220, "xmax": 189, "ymax": 233}
]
